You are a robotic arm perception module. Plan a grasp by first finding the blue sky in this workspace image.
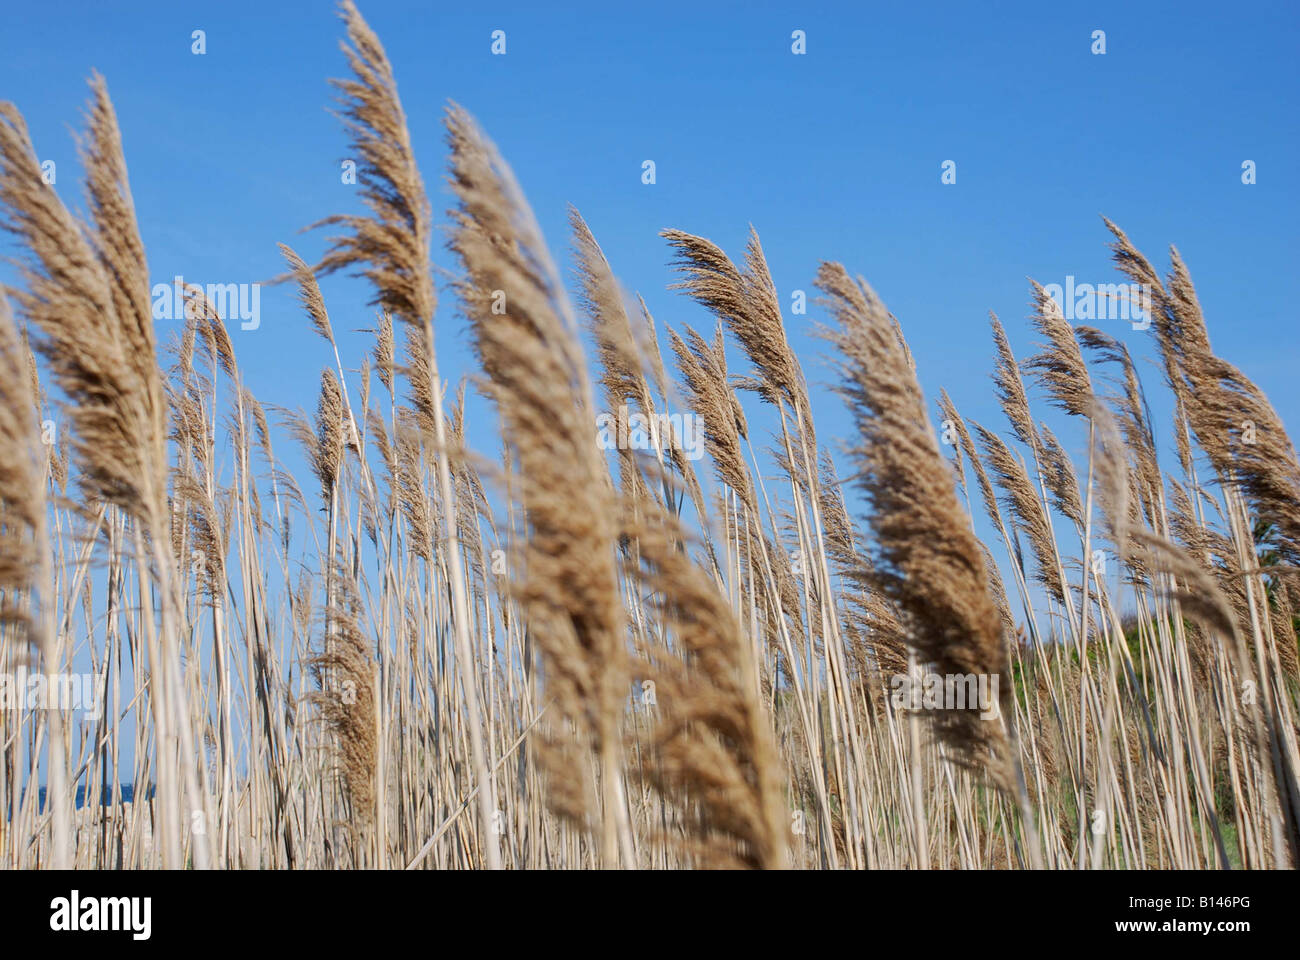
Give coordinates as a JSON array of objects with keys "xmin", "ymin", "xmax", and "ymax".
[{"xmin": 2, "ymin": 0, "xmax": 1297, "ymax": 558}]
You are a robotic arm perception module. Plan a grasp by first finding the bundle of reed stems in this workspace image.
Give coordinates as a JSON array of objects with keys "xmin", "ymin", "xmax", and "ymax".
[{"xmin": 0, "ymin": 1, "xmax": 1295, "ymax": 870}]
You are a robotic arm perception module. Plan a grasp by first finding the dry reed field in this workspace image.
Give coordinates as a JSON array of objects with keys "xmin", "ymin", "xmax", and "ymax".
[{"xmin": 0, "ymin": 2, "xmax": 1297, "ymax": 872}]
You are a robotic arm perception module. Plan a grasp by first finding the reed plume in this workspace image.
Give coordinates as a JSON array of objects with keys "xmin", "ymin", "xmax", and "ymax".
[
  {"xmin": 630, "ymin": 502, "xmax": 789, "ymax": 868},
  {"xmin": 1024, "ymin": 280, "xmax": 1094, "ymax": 421},
  {"xmin": 0, "ymin": 294, "xmax": 42, "ymax": 639},
  {"xmin": 817, "ymin": 262, "xmax": 1011, "ymax": 782},
  {"xmin": 0, "ymin": 83, "xmax": 166, "ymax": 523},
  {"xmin": 445, "ymin": 103, "xmax": 632, "ymax": 864},
  {"xmin": 311, "ymin": 562, "xmax": 378, "ymax": 842},
  {"xmin": 662, "ymin": 228, "xmax": 812, "ymax": 444},
  {"xmin": 972, "ymin": 422, "xmax": 1066, "ymax": 604}
]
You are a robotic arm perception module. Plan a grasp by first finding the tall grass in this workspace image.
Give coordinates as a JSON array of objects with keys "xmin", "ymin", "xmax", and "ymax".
[{"xmin": 0, "ymin": 1, "xmax": 1296, "ymax": 869}]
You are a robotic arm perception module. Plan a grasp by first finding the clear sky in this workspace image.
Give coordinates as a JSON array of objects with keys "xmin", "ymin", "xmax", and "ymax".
[{"xmin": 2, "ymin": 0, "xmax": 1297, "ymax": 568}]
